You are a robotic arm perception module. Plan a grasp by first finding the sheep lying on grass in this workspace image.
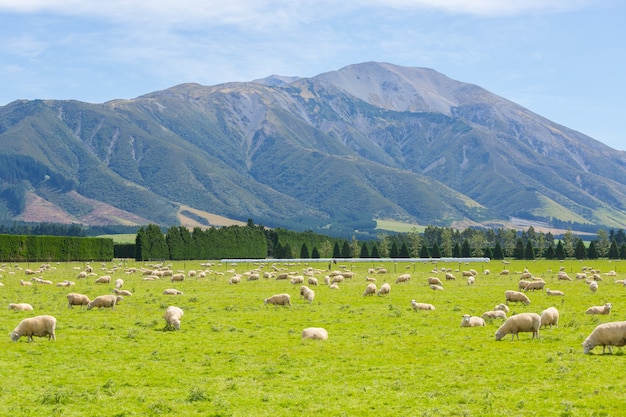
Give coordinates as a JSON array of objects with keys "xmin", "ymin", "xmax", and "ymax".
[
  {"xmin": 481, "ymin": 310, "xmax": 506, "ymax": 320},
  {"xmin": 163, "ymin": 288, "xmax": 184, "ymax": 295},
  {"xmin": 87, "ymin": 295, "xmax": 123, "ymax": 310},
  {"xmin": 67, "ymin": 293, "xmax": 90, "ymax": 309},
  {"xmin": 264, "ymin": 293, "xmax": 291, "ymax": 306},
  {"xmin": 540, "ymin": 307, "xmax": 559, "ymax": 329},
  {"xmin": 302, "ymin": 327, "xmax": 328, "ymax": 340},
  {"xmin": 9, "ymin": 303, "xmax": 33, "ymax": 311},
  {"xmin": 582, "ymin": 321, "xmax": 626, "ymax": 354},
  {"xmin": 495, "ymin": 313, "xmax": 541, "ymax": 341},
  {"xmin": 114, "ymin": 289, "xmax": 133, "ymax": 297},
  {"xmin": 586, "ymin": 303, "xmax": 612, "ymax": 315},
  {"xmin": 461, "ymin": 314, "xmax": 485, "ymax": 327},
  {"xmin": 10, "ymin": 315, "xmax": 56, "ymax": 342},
  {"xmin": 494, "ymin": 303, "xmax": 510, "ymax": 313},
  {"xmin": 163, "ymin": 306, "xmax": 184, "ymax": 331},
  {"xmin": 546, "ymin": 288, "xmax": 564, "ymax": 296},
  {"xmin": 411, "ymin": 300, "xmax": 435, "ymax": 311}
]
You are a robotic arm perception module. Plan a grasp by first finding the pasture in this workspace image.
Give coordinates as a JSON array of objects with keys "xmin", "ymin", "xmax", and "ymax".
[{"xmin": 0, "ymin": 259, "xmax": 625, "ymax": 417}]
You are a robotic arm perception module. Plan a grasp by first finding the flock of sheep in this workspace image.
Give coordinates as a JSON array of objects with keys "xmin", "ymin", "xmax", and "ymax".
[{"xmin": 2, "ymin": 260, "xmax": 625, "ymax": 354}]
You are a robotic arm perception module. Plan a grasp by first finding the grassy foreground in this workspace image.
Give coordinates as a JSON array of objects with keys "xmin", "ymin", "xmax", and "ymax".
[{"xmin": 0, "ymin": 259, "xmax": 625, "ymax": 417}]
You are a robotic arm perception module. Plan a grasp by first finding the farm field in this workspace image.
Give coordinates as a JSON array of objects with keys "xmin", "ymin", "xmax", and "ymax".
[{"xmin": 1, "ymin": 258, "xmax": 625, "ymax": 417}]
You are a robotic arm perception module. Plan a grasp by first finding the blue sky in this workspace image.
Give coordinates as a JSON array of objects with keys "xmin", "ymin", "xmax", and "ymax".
[{"xmin": 1, "ymin": 0, "xmax": 624, "ymax": 151}]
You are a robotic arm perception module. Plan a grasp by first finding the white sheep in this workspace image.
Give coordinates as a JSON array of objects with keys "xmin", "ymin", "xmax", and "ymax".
[
  {"xmin": 396, "ymin": 274, "xmax": 411, "ymax": 284},
  {"xmin": 10, "ymin": 315, "xmax": 57, "ymax": 342},
  {"xmin": 430, "ymin": 284, "xmax": 444, "ymax": 291},
  {"xmin": 307, "ymin": 277, "xmax": 318, "ymax": 286},
  {"xmin": 582, "ymin": 321, "xmax": 626, "ymax": 354},
  {"xmin": 427, "ymin": 277, "xmax": 442, "ymax": 286},
  {"xmin": 377, "ymin": 283, "xmax": 391, "ymax": 296},
  {"xmin": 67, "ymin": 293, "xmax": 90, "ymax": 308},
  {"xmin": 505, "ymin": 290, "xmax": 530, "ymax": 305},
  {"xmin": 264, "ymin": 293, "xmax": 291, "ymax": 306},
  {"xmin": 545, "ymin": 288, "xmax": 564, "ymax": 296},
  {"xmin": 171, "ymin": 273, "xmax": 185, "ymax": 282},
  {"xmin": 19, "ymin": 280, "xmax": 32, "ymax": 286},
  {"xmin": 114, "ymin": 288, "xmax": 133, "ymax": 297},
  {"xmin": 114, "ymin": 278, "xmax": 124, "ymax": 289},
  {"xmin": 56, "ymin": 280, "xmax": 75, "ymax": 287},
  {"xmin": 94, "ymin": 275, "xmax": 111, "ymax": 284},
  {"xmin": 481, "ymin": 310, "xmax": 507, "ymax": 320},
  {"xmin": 467, "ymin": 276, "xmax": 475, "ymax": 285},
  {"xmin": 302, "ymin": 327, "xmax": 328, "ymax": 340},
  {"xmin": 586, "ymin": 303, "xmax": 612, "ymax": 315},
  {"xmin": 410, "ymin": 300, "xmax": 435, "ymax": 311},
  {"xmin": 461, "ymin": 314, "xmax": 486, "ymax": 327},
  {"xmin": 494, "ymin": 303, "xmax": 510, "ymax": 313},
  {"xmin": 540, "ymin": 307, "xmax": 559, "ymax": 329},
  {"xmin": 523, "ymin": 280, "xmax": 545, "ymax": 292},
  {"xmin": 9, "ymin": 303, "xmax": 33, "ymax": 311},
  {"xmin": 229, "ymin": 275, "xmax": 241, "ymax": 284},
  {"xmin": 589, "ymin": 281, "xmax": 598, "ymax": 292},
  {"xmin": 290, "ymin": 276, "xmax": 305, "ymax": 285},
  {"xmin": 518, "ymin": 280, "xmax": 532, "ymax": 291},
  {"xmin": 300, "ymin": 285, "xmax": 315, "ymax": 303},
  {"xmin": 163, "ymin": 288, "xmax": 184, "ymax": 295},
  {"xmin": 363, "ymin": 283, "xmax": 377, "ymax": 296},
  {"xmin": 445, "ymin": 272, "xmax": 456, "ymax": 280},
  {"xmin": 495, "ymin": 313, "xmax": 541, "ymax": 341},
  {"xmin": 163, "ymin": 306, "xmax": 184, "ymax": 330},
  {"xmin": 329, "ymin": 283, "xmax": 340, "ymax": 290},
  {"xmin": 87, "ymin": 295, "xmax": 123, "ymax": 310}
]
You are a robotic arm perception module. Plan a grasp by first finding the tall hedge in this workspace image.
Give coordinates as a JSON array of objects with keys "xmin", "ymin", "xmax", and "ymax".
[{"xmin": 0, "ymin": 234, "xmax": 113, "ymax": 262}]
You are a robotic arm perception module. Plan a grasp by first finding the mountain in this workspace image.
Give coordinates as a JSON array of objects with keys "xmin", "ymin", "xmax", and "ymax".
[{"xmin": 1, "ymin": 62, "xmax": 625, "ymax": 237}]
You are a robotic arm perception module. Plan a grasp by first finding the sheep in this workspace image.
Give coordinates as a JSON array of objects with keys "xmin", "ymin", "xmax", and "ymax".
[
  {"xmin": 366, "ymin": 276, "xmax": 377, "ymax": 282},
  {"xmin": 481, "ymin": 310, "xmax": 507, "ymax": 320},
  {"xmin": 483, "ymin": 269, "xmax": 491, "ymax": 275},
  {"xmin": 582, "ymin": 321, "xmax": 626, "ymax": 354},
  {"xmin": 445, "ymin": 272, "xmax": 456, "ymax": 280},
  {"xmin": 302, "ymin": 327, "xmax": 328, "ymax": 340},
  {"xmin": 307, "ymin": 277, "xmax": 318, "ymax": 286},
  {"xmin": 290, "ymin": 276, "xmax": 305, "ymax": 285},
  {"xmin": 163, "ymin": 306, "xmax": 184, "ymax": 330},
  {"xmin": 377, "ymin": 283, "xmax": 391, "ymax": 296},
  {"xmin": 264, "ymin": 293, "xmax": 291, "ymax": 306},
  {"xmin": 247, "ymin": 273, "xmax": 260, "ymax": 281},
  {"xmin": 163, "ymin": 288, "xmax": 184, "ymax": 295},
  {"xmin": 427, "ymin": 277, "xmax": 442, "ymax": 286},
  {"xmin": 171, "ymin": 273, "xmax": 185, "ymax": 282},
  {"xmin": 546, "ymin": 288, "xmax": 564, "ymax": 296},
  {"xmin": 494, "ymin": 303, "xmax": 510, "ymax": 313},
  {"xmin": 586, "ymin": 303, "xmax": 612, "ymax": 315},
  {"xmin": 430, "ymin": 284, "xmax": 444, "ymax": 291},
  {"xmin": 56, "ymin": 280, "xmax": 75, "ymax": 287},
  {"xmin": 300, "ymin": 285, "xmax": 315, "ymax": 303},
  {"xmin": 10, "ymin": 315, "xmax": 57, "ymax": 342},
  {"xmin": 540, "ymin": 307, "xmax": 559, "ymax": 329},
  {"xmin": 499, "ymin": 269, "xmax": 510, "ymax": 276},
  {"xmin": 19, "ymin": 280, "xmax": 32, "ymax": 287},
  {"xmin": 505, "ymin": 290, "xmax": 530, "ymax": 305},
  {"xmin": 589, "ymin": 281, "xmax": 598, "ymax": 293},
  {"xmin": 114, "ymin": 288, "xmax": 133, "ymax": 297},
  {"xmin": 67, "ymin": 293, "xmax": 91, "ymax": 308},
  {"xmin": 9, "ymin": 303, "xmax": 33, "ymax": 311},
  {"xmin": 523, "ymin": 280, "xmax": 545, "ymax": 292},
  {"xmin": 87, "ymin": 295, "xmax": 123, "ymax": 310},
  {"xmin": 229, "ymin": 275, "xmax": 241, "ymax": 284},
  {"xmin": 330, "ymin": 274, "xmax": 344, "ymax": 284},
  {"xmin": 114, "ymin": 278, "xmax": 124, "ymax": 289},
  {"xmin": 467, "ymin": 276, "xmax": 475, "ymax": 285},
  {"xmin": 363, "ymin": 283, "xmax": 377, "ymax": 296},
  {"xmin": 518, "ymin": 280, "xmax": 532, "ymax": 291},
  {"xmin": 461, "ymin": 314, "xmax": 486, "ymax": 327},
  {"xmin": 495, "ymin": 313, "xmax": 541, "ymax": 341},
  {"xmin": 410, "ymin": 300, "xmax": 435, "ymax": 311},
  {"xmin": 329, "ymin": 283, "xmax": 340, "ymax": 290},
  {"xmin": 557, "ymin": 272, "xmax": 572, "ymax": 281},
  {"xmin": 396, "ymin": 274, "xmax": 411, "ymax": 284},
  {"xmin": 94, "ymin": 275, "xmax": 111, "ymax": 284}
]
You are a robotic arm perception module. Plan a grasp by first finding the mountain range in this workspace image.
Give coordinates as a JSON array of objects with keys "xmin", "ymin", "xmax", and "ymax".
[{"xmin": 1, "ymin": 62, "xmax": 625, "ymax": 237}]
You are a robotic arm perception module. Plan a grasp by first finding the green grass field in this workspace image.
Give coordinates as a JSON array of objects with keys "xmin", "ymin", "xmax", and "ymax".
[{"xmin": 1, "ymin": 259, "xmax": 625, "ymax": 416}]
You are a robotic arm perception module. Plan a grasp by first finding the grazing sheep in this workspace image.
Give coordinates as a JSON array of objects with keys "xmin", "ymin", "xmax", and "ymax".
[
  {"xmin": 518, "ymin": 280, "xmax": 532, "ymax": 291},
  {"xmin": 445, "ymin": 272, "xmax": 456, "ymax": 280},
  {"xmin": 302, "ymin": 327, "xmax": 328, "ymax": 340},
  {"xmin": 67, "ymin": 293, "xmax": 91, "ymax": 309},
  {"xmin": 290, "ymin": 276, "xmax": 305, "ymax": 285},
  {"xmin": 427, "ymin": 277, "xmax": 443, "ymax": 286},
  {"xmin": 461, "ymin": 314, "xmax": 486, "ymax": 327},
  {"xmin": 523, "ymin": 280, "xmax": 545, "ymax": 292},
  {"xmin": 300, "ymin": 285, "xmax": 315, "ymax": 303},
  {"xmin": 329, "ymin": 283, "xmax": 340, "ymax": 290},
  {"xmin": 505, "ymin": 290, "xmax": 530, "ymax": 305},
  {"xmin": 94, "ymin": 275, "xmax": 111, "ymax": 284},
  {"xmin": 586, "ymin": 303, "xmax": 612, "ymax": 315},
  {"xmin": 494, "ymin": 303, "xmax": 510, "ymax": 313},
  {"xmin": 430, "ymin": 284, "xmax": 444, "ymax": 291},
  {"xmin": 307, "ymin": 277, "xmax": 318, "ymax": 286},
  {"xmin": 499, "ymin": 269, "xmax": 510, "ymax": 276},
  {"xmin": 10, "ymin": 315, "xmax": 57, "ymax": 342},
  {"xmin": 114, "ymin": 288, "xmax": 133, "ymax": 297},
  {"xmin": 377, "ymin": 283, "xmax": 391, "ymax": 296},
  {"xmin": 467, "ymin": 276, "xmax": 475, "ymax": 285},
  {"xmin": 582, "ymin": 321, "xmax": 626, "ymax": 354},
  {"xmin": 481, "ymin": 310, "xmax": 507, "ymax": 320},
  {"xmin": 396, "ymin": 274, "xmax": 411, "ymax": 284},
  {"xmin": 87, "ymin": 295, "xmax": 123, "ymax": 310},
  {"xmin": 540, "ymin": 307, "xmax": 559, "ymax": 329},
  {"xmin": 589, "ymin": 281, "xmax": 598, "ymax": 292},
  {"xmin": 483, "ymin": 269, "xmax": 491, "ymax": 275},
  {"xmin": 546, "ymin": 288, "xmax": 564, "ymax": 296},
  {"xmin": 163, "ymin": 306, "xmax": 184, "ymax": 330},
  {"xmin": 363, "ymin": 283, "xmax": 377, "ymax": 296},
  {"xmin": 171, "ymin": 273, "xmax": 185, "ymax": 282},
  {"xmin": 9, "ymin": 303, "xmax": 33, "ymax": 311},
  {"xmin": 247, "ymin": 273, "xmax": 260, "ymax": 281},
  {"xmin": 264, "ymin": 293, "xmax": 291, "ymax": 306},
  {"xmin": 495, "ymin": 313, "xmax": 541, "ymax": 341},
  {"xmin": 330, "ymin": 274, "xmax": 344, "ymax": 284},
  {"xmin": 410, "ymin": 300, "xmax": 435, "ymax": 311},
  {"xmin": 229, "ymin": 275, "xmax": 241, "ymax": 284},
  {"xmin": 557, "ymin": 272, "xmax": 572, "ymax": 281},
  {"xmin": 163, "ymin": 288, "xmax": 184, "ymax": 295},
  {"xmin": 114, "ymin": 278, "xmax": 124, "ymax": 289}
]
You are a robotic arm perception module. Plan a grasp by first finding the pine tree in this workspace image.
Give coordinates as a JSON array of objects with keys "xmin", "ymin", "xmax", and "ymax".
[
  {"xmin": 332, "ymin": 242, "xmax": 341, "ymax": 258},
  {"xmin": 371, "ymin": 244, "xmax": 380, "ymax": 258},
  {"xmin": 524, "ymin": 240, "xmax": 535, "ymax": 260},
  {"xmin": 513, "ymin": 239, "xmax": 525, "ymax": 260},
  {"xmin": 341, "ymin": 241, "xmax": 351, "ymax": 258},
  {"xmin": 587, "ymin": 241, "xmax": 598, "ymax": 259},
  {"xmin": 608, "ymin": 239, "xmax": 619, "ymax": 259},
  {"xmin": 399, "ymin": 242, "xmax": 410, "ymax": 258},
  {"xmin": 359, "ymin": 242, "xmax": 370, "ymax": 258},
  {"xmin": 300, "ymin": 242, "xmax": 310, "ymax": 259},
  {"xmin": 389, "ymin": 241, "xmax": 399, "ymax": 258},
  {"xmin": 545, "ymin": 245, "xmax": 556, "ymax": 260},
  {"xmin": 574, "ymin": 240, "xmax": 586, "ymax": 260},
  {"xmin": 555, "ymin": 241, "xmax": 565, "ymax": 260},
  {"xmin": 492, "ymin": 241, "xmax": 504, "ymax": 260},
  {"xmin": 431, "ymin": 242, "xmax": 442, "ymax": 258},
  {"xmin": 452, "ymin": 243, "xmax": 461, "ymax": 258},
  {"xmin": 461, "ymin": 240, "xmax": 471, "ymax": 257},
  {"xmin": 311, "ymin": 247, "xmax": 320, "ymax": 258},
  {"xmin": 419, "ymin": 244, "xmax": 430, "ymax": 258}
]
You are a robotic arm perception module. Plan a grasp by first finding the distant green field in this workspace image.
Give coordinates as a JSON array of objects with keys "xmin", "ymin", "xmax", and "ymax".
[
  {"xmin": 1, "ymin": 259, "xmax": 625, "ymax": 416},
  {"xmin": 97, "ymin": 233, "xmax": 137, "ymax": 244}
]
